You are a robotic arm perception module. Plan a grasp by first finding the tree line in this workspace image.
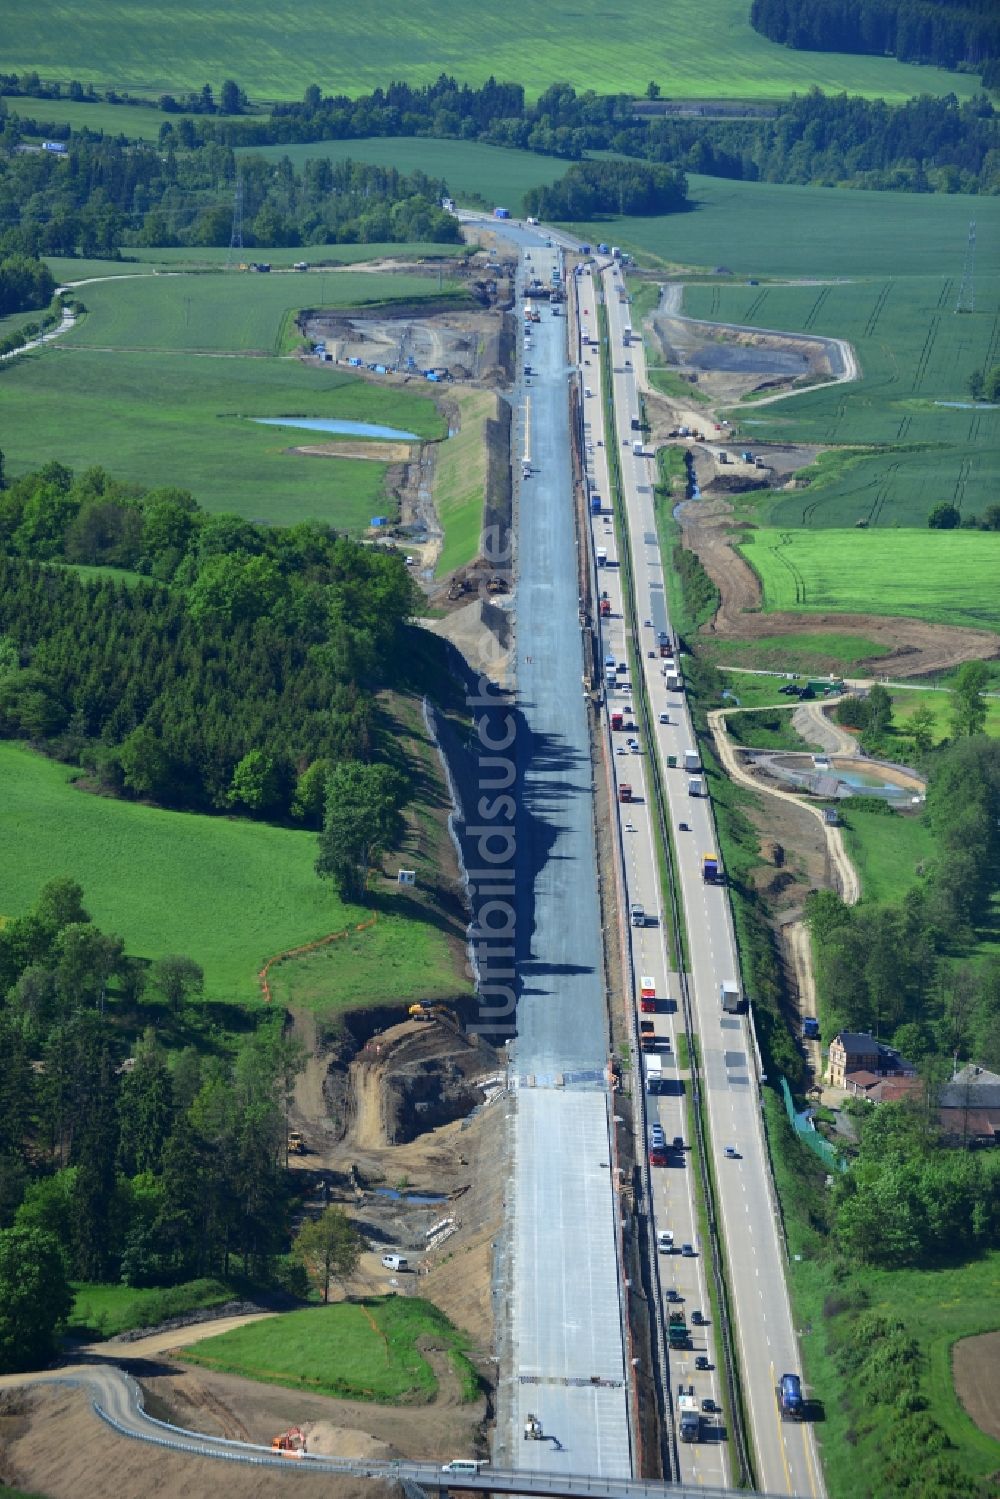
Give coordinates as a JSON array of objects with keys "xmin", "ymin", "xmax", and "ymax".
[
  {"xmin": 157, "ymin": 77, "xmax": 1000, "ymax": 197},
  {"xmin": 0, "ymin": 462, "xmax": 418, "ymax": 825},
  {"xmin": 0, "ymin": 128, "xmax": 459, "ymax": 260},
  {"xmin": 750, "ymin": 0, "xmax": 1000, "ymax": 86}
]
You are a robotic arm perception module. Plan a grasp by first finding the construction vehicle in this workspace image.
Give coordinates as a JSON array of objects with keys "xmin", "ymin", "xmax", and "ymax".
[
  {"xmin": 777, "ymin": 1373, "xmax": 804, "ymax": 1420},
  {"xmin": 409, "ymin": 1002, "xmax": 452, "ymax": 1023},
  {"xmin": 272, "ymin": 1427, "xmax": 307, "ymax": 1457},
  {"xmin": 678, "ymin": 1388, "xmax": 701, "ymax": 1442},
  {"xmin": 287, "ymin": 1130, "xmax": 306, "ymax": 1155},
  {"xmin": 668, "ymin": 1311, "xmax": 690, "ymax": 1349},
  {"xmin": 523, "ymin": 1413, "xmax": 544, "ymax": 1440},
  {"xmin": 702, "ymin": 853, "xmax": 720, "ymax": 884}
]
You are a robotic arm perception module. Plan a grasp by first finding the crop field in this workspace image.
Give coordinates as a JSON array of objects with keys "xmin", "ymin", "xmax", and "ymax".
[
  {"xmin": 244, "ymin": 137, "xmax": 570, "ymax": 214},
  {"xmin": 4, "ymin": 0, "xmax": 975, "ymax": 104},
  {"xmin": 7, "ymin": 94, "xmax": 189, "ymax": 140},
  {"xmin": 585, "ymin": 177, "xmax": 1000, "ymax": 281},
  {"xmin": 0, "ymin": 742, "xmax": 458, "ymax": 1007},
  {"xmin": 680, "ymin": 272, "xmax": 1000, "ymax": 529},
  {"xmin": 1, "ymin": 269, "xmax": 449, "ymax": 525},
  {"xmin": 180, "ymin": 1297, "xmax": 477, "ymax": 1403},
  {"xmin": 739, "ymin": 528, "xmax": 1000, "ymax": 632}
]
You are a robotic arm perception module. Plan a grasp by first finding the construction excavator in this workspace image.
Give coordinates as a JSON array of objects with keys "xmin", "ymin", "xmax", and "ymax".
[
  {"xmin": 408, "ymin": 1002, "xmax": 452, "ymax": 1024},
  {"xmin": 271, "ymin": 1426, "xmax": 307, "ymax": 1457}
]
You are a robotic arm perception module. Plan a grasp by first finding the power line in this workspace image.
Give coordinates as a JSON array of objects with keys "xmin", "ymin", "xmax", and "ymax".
[
  {"xmin": 225, "ymin": 173, "xmax": 243, "ymax": 270},
  {"xmin": 955, "ymin": 218, "xmax": 975, "ymax": 314}
]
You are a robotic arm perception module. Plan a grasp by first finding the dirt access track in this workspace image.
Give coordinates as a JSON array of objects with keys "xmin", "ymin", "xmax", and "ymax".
[
  {"xmin": 680, "ymin": 492, "xmax": 999, "ymax": 676},
  {"xmin": 636, "ymin": 281, "xmax": 999, "ymax": 676},
  {"xmin": 0, "ymin": 1383, "xmax": 399, "ymax": 1499}
]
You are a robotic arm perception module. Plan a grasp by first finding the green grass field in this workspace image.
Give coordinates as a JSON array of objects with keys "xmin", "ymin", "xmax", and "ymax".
[
  {"xmin": 739, "ymin": 528, "xmax": 1000, "ymax": 632},
  {"xmin": 69, "ymin": 1279, "xmax": 236, "ymax": 1338},
  {"xmin": 180, "ymin": 1297, "xmax": 478, "ymax": 1403},
  {"xmin": 432, "ymin": 387, "xmax": 494, "ymax": 574},
  {"xmin": 589, "ymin": 176, "xmax": 1000, "ymax": 280},
  {"xmin": 3, "ymin": 0, "xmax": 976, "ymax": 103},
  {"xmin": 681, "ymin": 266, "xmax": 1000, "ymax": 528},
  {"xmin": 700, "ymin": 632, "xmax": 891, "ymax": 674},
  {"xmin": 839, "ymin": 804, "xmax": 935, "ymax": 905},
  {"xmin": 0, "ymin": 742, "xmax": 458, "ymax": 1008},
  {"xmin": 244, "ymin": 136, "xmax": 570, "ymax": 214},
  {"xmin": 889, "ymin": 685, "xmax": 1000, "ymax": 743},
  {"xmin": 1, "ymin": 269, "xmax": 450, "ymax": 525}
]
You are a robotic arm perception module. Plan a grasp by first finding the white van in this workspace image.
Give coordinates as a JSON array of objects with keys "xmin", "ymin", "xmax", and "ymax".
[
  {"xmin": 381, "ymin": 1253, "xmax": 409, "ymax": 1271},
  {"xmin": 441, "ymin": 1459, "xmax": 487, "ymax": 1473}
]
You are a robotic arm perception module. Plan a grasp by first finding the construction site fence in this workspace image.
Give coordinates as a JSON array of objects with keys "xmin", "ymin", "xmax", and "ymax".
[{"xmin": 779, "ymin": 1077, "xmax": 846, "ymax": 1172}]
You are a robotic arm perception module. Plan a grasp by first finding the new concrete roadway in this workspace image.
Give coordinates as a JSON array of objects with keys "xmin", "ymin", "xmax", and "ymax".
[
  {"xmin": 497, "ymin": 224, "xmax": 632, "ymax": 1479},
  {"xmin": 598, "ymin": 260, "xmax": 824, "ymax": 1499}
]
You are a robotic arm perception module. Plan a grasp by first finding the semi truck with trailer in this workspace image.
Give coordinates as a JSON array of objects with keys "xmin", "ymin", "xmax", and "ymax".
[{"xmin": 640, "ymin": 975, "xmax": 656, "ymax": 1012}]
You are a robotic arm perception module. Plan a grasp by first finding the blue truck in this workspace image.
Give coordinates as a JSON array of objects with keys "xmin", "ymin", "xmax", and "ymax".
[{"xmin": 493, "ymin": 206, "xmax": 510, "ymax": 219}]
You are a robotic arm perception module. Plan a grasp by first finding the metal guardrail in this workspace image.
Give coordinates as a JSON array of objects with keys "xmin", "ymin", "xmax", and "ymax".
[{"xmin": 596, "ymin": 289, "xmax": 755, "ymax": 1492}]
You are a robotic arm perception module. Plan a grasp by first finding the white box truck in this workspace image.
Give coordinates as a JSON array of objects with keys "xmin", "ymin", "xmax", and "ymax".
[
  {"xmin": 683, "ymin": 750, "xmax": 700, "ymax": 773},
  {"xmin": 688, "ymin": 776, "xmax": 704, "ymax": 797},
  {"xmin": 721, "ymin": 981, "xmax": 741, "ymax": 1014}
]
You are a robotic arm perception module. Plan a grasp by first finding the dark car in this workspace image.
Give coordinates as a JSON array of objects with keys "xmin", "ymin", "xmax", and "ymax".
[
  {"xmin": 691, "ymin": 1310, "xmax": 706, "ymax": 1326},
  {"xmin": 702, "ymin": 1398, "xmax": 718, "ymax": 1414},
  {"xmin": 695, "ymin": 1355, "xmax": 712, "ymax": 1371}
]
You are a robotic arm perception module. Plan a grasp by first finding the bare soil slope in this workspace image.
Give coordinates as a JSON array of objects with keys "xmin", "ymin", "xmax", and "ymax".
[
  {"xmin": 0, "ymin": 1384, "xmax": 396, "ymax": 1499},
  {"xmin": 680, "ymin": 494, "xmax": 998, "ymax": 676}
]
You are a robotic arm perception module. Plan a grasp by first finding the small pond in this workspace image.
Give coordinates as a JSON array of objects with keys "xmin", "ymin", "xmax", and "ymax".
[{"xmin": 253, "ymin": 417, "xmax": 420, "ymax": 441}]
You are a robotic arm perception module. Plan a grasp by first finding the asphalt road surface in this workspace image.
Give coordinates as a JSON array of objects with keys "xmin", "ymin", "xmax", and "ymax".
[
  {"xmin": 600, "ymin": 261, "xmax": 824, "ymax": 1499},
  {"xmin": 576, "ymin": 262, "xmax": 728, "ymax": 1489}
]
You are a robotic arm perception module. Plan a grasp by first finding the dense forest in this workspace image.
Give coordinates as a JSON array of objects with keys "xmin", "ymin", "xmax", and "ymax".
[
  {"xmin": 523, "ymin": 160, "xmax": 688, "ymax": 218},
  {"xmin": 0, "ymin": 127, "xmax": 459, "ymax": 258},
  {"xmin": 750, "ymin": 0, "xmax": 1000, "ymax": 87},
  {"xmin": 0, "ymin": 877, "xmax": 306, "ymax": 1370},
  {"xmin": 0, "ymin": 251, "xmax": 54, "ymax": 315},
  {"xmin": 0, "ymin": 463, "xmax": 418, "ymax": 824}
]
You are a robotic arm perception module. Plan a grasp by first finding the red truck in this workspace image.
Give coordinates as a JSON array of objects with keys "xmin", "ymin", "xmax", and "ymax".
[
  {"xmin": 618, "ymin": 783, "xmax": 633, "ymax": 803},
  {"xmin": 640, "ymin": 975, "xmax": 656, "ymax": 1013}
]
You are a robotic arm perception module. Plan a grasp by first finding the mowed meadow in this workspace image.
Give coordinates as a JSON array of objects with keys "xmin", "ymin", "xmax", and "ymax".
[
  {"xmin": 0, "ymin": 743, "xmax": 460, "ymax": 1009},
  {"xmin": 739, "ymin": 529, "xmax": 1000, "ymax": 632},
  {"xmin": 3, "ymin": 265, "xmax": 450, "ymax": 527},
  {"xmin": 2, "ymin": 0, "xmax": 978, "ymax": 103}
]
